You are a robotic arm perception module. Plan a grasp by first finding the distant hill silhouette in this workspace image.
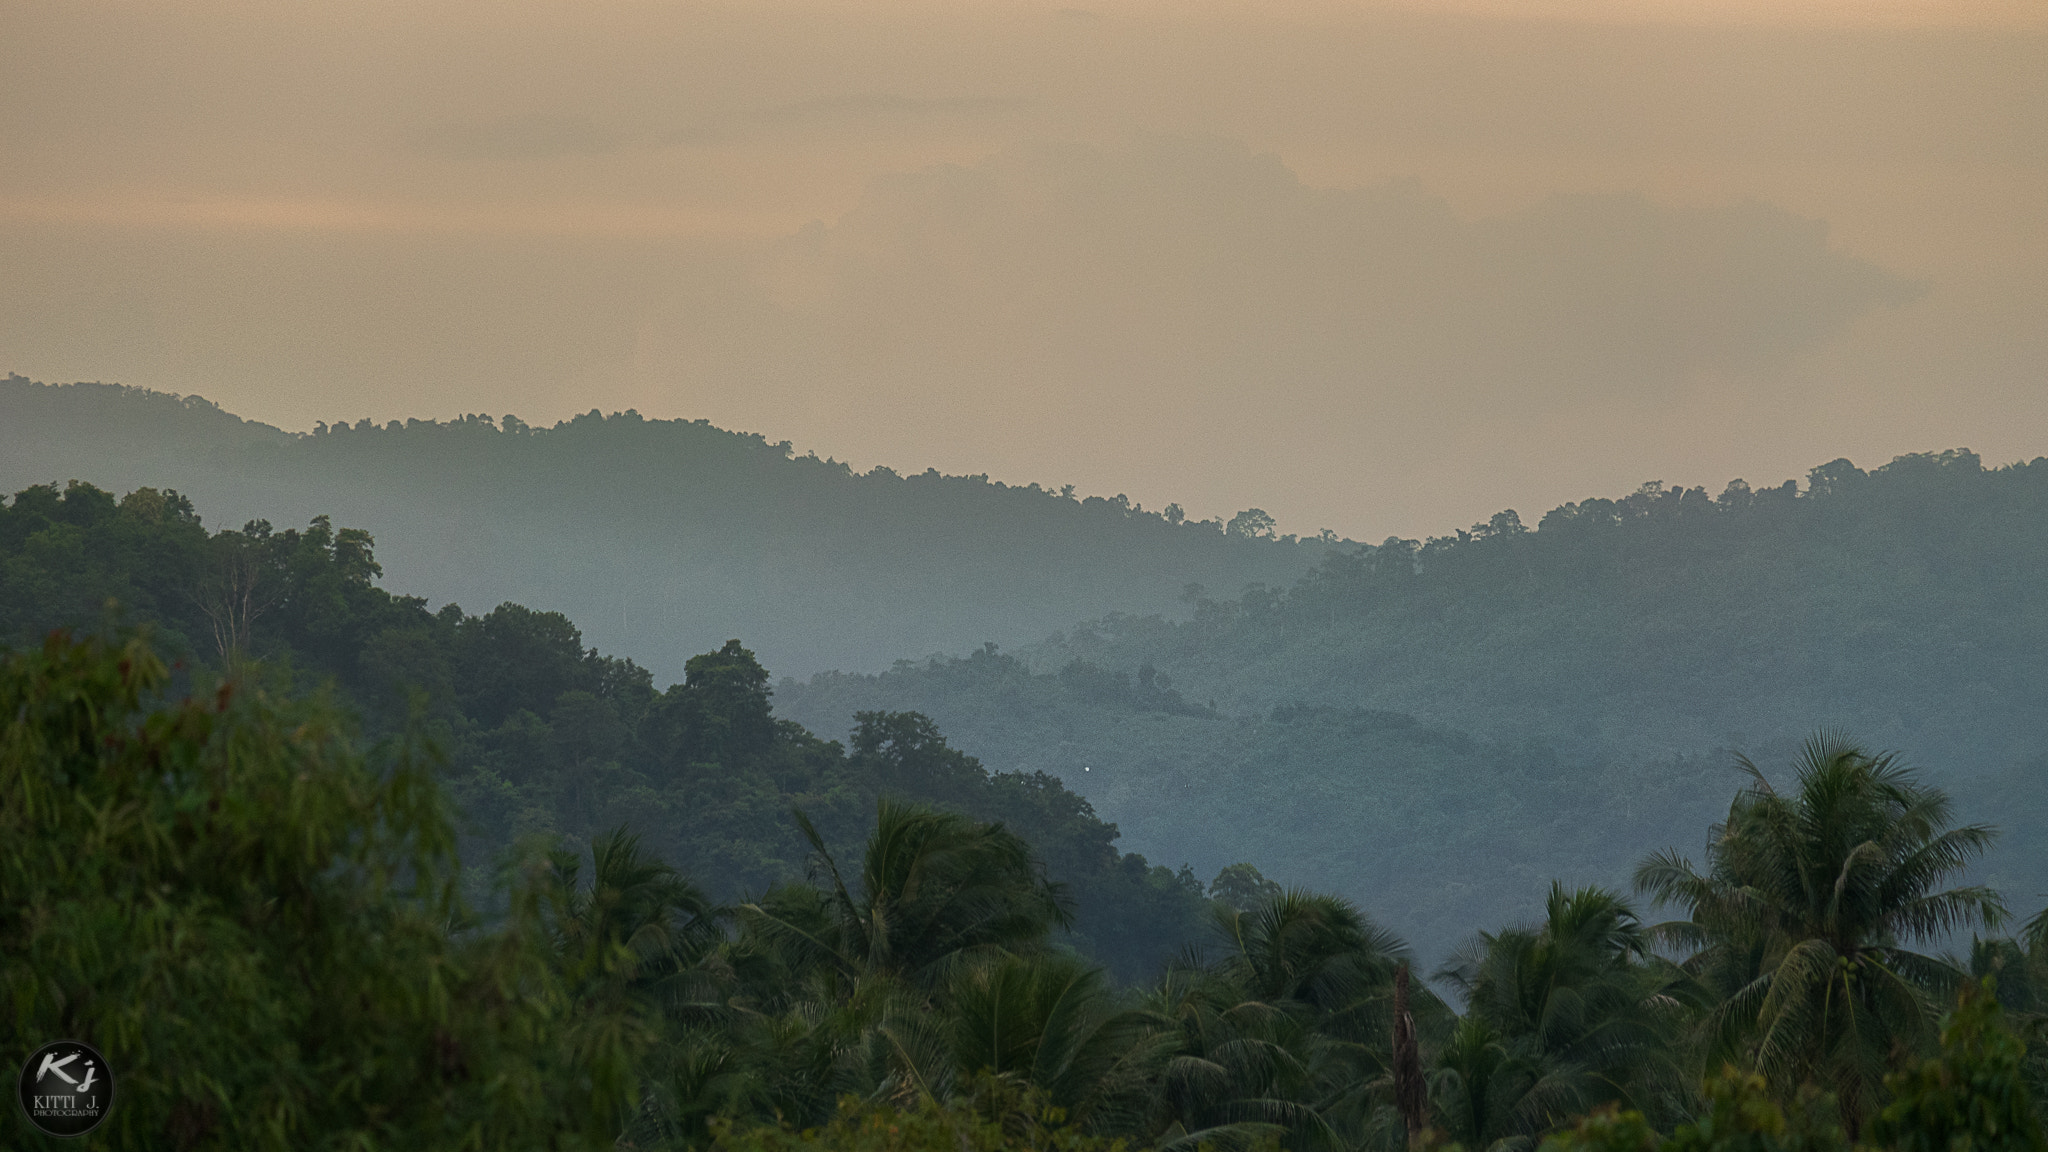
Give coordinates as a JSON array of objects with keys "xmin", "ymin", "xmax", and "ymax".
[
  {"xmin": 779, "ymin": 448, "xmax": 2048, "ymax": 959},
  {"xmin": 14, "ymin": 372, "xmax": 2047, "ymax": 962},
  {"xmin": 0, "ymin": 374, "xmax": 1327, "ymax": 679}
]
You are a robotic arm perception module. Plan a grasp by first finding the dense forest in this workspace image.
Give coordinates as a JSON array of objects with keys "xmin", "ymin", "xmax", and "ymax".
[
  {"xmin": 0, "ymin": 478, "xmax": 1218, "ymax": 981},
  {"xmin": 779, "ymin": 647, "xmax": 1731, "ymax": 960},
  {"xmin": 11, "ymin": 433, "xmax": 2048, "ymax": 1150},
  {"xmin": 780, "ymin": 449, "xmax": 2048, "ymax": 959},
  {"xmin": 10, "ymin": 534, "xmax": 2048, "ymax": 1150},
  {"xmin": 1016, "ymin": 449, "xmax": 2048, "ymax": 766},
  {"xmin": 0, "ymin": 376, "xmax": 1330, "ymax": 679}
]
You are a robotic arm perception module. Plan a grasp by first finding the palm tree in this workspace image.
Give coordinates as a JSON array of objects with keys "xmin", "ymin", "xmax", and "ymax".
[
  {"xmin": 946, "ymin": 950, "xmax": 1168, "ymax": 1130},
  {"xmin": 1145, "ymin": 960, "xmax": 1326, "ymax": 1151},
  {"xmin": 542, "ymin": 828, "xmax": 727, "ymax": 1144},
  {"xmin": 1429, "ymin": 1015, "xmax": 1544, "ymax": 1151},
  {"xmin": 1143, "ymin": 891, "xmax": 1417, "ymax": 1152},
  {"xmin": 545, "ymin": 826, "xmax": 724, "ymax": 1000},
  {"xmin": 1634, "ymin": 733, "xmax": 2005, "ymax": 1133},
  {"xmin": 1212, "ymin": 889, "xmax": 1409, "ymax": 1014},
  {"xmin": 679, "ymin": 801, "xmax": 1076, "ymax": 1131},
  {"xmin": 1435, "ymin": 883, "xmax": 1691, "ymax": 1144},
  {"xmin": 739, "ymin": 800, "xmax": 1070, "ymax": 992}
]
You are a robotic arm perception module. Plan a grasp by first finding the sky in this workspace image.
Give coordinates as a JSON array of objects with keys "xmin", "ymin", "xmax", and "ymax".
[{"xmin": 2, "ymin": 0, "xmax": 2043, "ymax": 541}]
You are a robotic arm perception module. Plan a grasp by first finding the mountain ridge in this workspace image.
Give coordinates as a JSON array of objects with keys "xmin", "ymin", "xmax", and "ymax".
[
  {"xmin": 0, "ymin": 373, "xmax": 1330, "ymax": 681},
  {"xmin": 777, "ymin": 447, "xmax": 2048, "ymax": 959}
]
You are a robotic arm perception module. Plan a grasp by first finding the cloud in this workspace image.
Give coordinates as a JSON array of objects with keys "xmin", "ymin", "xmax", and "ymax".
[
  {"xmin": 654, "ymin": 135, "xmax": 1916, "ymax": 418},
  {"xmin": 1460, "ymin": 191, "xmax": 1925, "ymax": 387},
  {"xmin": 661, "ymin": 93, "xmax": 1030, "ymax": 148},
  {"xmin": 757, "ymin": 93, "xmax": 1029, "ymax": 125},
  {"xmin": 409, "ymin": 114, "xmax": 620, "ymax": 160}
]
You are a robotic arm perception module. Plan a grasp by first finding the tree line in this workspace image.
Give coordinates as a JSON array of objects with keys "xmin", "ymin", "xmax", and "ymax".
[
  {"xmin": 0, "ymin": 377, "xmax": 1330, "ymax": 678},
  {"xmin": 0, "ymin": 479, "xmax": 1217, "ymax": 981},
  {"xmin": 9, "ymin": 478, "xmax": 2048, "ymax": 1150},
  {"xmin": 9, "ymin": 630, "xmax": 2048, "ymax": 1152},
  {"xmin": 1037, "ymin": 447, "xmax": 2048, "ymax": 768},
  {"xmin": 967, "ymin": 447, "xmax": 2048, "ymax": 955}
]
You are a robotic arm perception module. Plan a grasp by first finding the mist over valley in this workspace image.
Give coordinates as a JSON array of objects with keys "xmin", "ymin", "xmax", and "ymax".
[
  {"xmin": 9, "ymin": 377, "xmax": 2046, "ymax": 964},
  {"xmin": 7, "ymin": 1, "xmax": 2047, "ymax": 1144}
]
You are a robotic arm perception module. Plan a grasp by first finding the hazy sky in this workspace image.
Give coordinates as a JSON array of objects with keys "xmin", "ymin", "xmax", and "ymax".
[{"xmin": 3, "ymin": 0, "xmax": 2043, "ymax": 540}]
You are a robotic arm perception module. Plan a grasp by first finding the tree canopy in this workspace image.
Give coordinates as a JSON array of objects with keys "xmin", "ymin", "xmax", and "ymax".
[{"xmin": 10, "ymin": 477, "xmax": 2048, "ymax": 1151}]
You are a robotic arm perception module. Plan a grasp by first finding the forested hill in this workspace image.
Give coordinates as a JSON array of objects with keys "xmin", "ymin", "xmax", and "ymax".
[
  {"xmin": 0, "ymin": 375, "xmax": 1327, "ymax": 680},
  {"xmin": 0, "ymin": 478, "xmax": 1217, "ymax": 981},
  {"xmin": 1021, "ymin": 448, "xmax": 2048, "ymax": 768},
  {"xmin": 776, "ymin": 448, "xmax": 2048, "ymax": 960}
]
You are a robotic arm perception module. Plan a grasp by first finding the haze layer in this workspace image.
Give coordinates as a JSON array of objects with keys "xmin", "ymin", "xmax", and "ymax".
[{"xmin": 3, "ymin": 0, "xmax": 2043, "ymax": 539}]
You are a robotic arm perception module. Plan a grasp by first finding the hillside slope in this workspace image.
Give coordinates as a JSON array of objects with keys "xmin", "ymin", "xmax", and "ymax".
[
  {"xmin": 0, "ymin": 478, "xmax": 1220, "ymax": 981},
  {"xmin": 777, "ymin": 647, "xmax": 1749, "ymax": 960},
  {"xmin": 779, "ymin": 450, "xmax": 2048, "ymax": 960},
  {"xmin": 0, "ymin": 375, "xmax": 1326, "ymax": 679},
  {"xmin": 1022, "ymin": 450, "xmax": 2048, "ymax": 768}
]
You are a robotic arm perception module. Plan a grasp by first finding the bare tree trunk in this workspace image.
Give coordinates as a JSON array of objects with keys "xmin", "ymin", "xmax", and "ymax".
[
  {"xmin": 1395, "ymin": 962, "xmax": 1427, "ymax": 1150},
  {"xmin": 193, "ymin": 539, "xmax": 278, "ymax": 671}
]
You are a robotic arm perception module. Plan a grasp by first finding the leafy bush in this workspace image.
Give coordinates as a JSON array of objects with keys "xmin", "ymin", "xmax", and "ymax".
[
  {"xmin": 1873, "ymin": 980, "xmax": 2048, "ymax": 1152},
  {"xmin": 1, "ymin": 630, "xmax": 636, "ymax": 1150},
  {"xmin": 707, "ymin": 1079, "xmax": 1144, "ymax": 1152}
]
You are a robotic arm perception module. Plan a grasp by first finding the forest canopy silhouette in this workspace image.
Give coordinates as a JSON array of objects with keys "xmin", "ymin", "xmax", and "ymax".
[
  {"xmin": 8, "ymin": 1, "xmax": 2045, "ymax": 1146},
  {"xmin": 8, "ymin": 462, "xmax": 2048, "ymax": 1149}
]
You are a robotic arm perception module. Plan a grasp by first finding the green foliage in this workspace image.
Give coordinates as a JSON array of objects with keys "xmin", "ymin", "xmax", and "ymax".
[
  {"xmin": 781, "ymin": 448, "xmax": 2048, "ymax": 963},
  {"xmin": 1212, "ymin": 890, "xmax": 1406, "ymax": 1012},
  {"xmin": 778, "ymin": 644, "xmax": 1729, "ymax": 964},
  {"xmin": 1211, "ymin": 864, "xmax": 1284, "ymax": 913},
  {"xmin": 1035, "ymin": 449, "xmax": 2046, "ymax": 770},
  {"xmin": 1, "ymin": 375, "xmax": 1329, "ymax": 679},
  {"xmin": 1542, "ymin": 1106, "xmax": 1664, "ymax": 1152},
  {"xmin": 0, "ymin": 630, "xmax": 635, "ymax": 1150},
  {"xmin": 0, "ymin": 480, "xmax": 1215, "ymax": 982},
  {"xmin": 945, "ymin": 954, "xmax": 1160, "ymax": 1121},
  {"xmin": 13, "ymin": 478, "xmax": 2048, "ymax": 1152},
  {"xmin": 1542, "ymin": 1070, "xmax": 1847, "ymax": 1152},
  {"xmin": 706, "ymin": 1080, "xmax": 1142, "ymax": 1152},
  {"xmin": 1634, "ymin": 736, "xmax": 2005, "ymax": 1129},
  {"xmin": 9, "ymin": 623, "xmax": 2047, "ymax": 1152},
  {"xmin": 1872, "ymin": 980, "xmax": 2048, "ymax": 1152},
  {"xmin": 1140, "ymin": 889, "xmax": 1429, "ymax": 1152},
  {"xmin": 747, "ymin": 800, "xmax": 1070, "ymax": 987},
  {"xmin": 1664, "ymin": 1070, "xmax": 1847, "ymax": 1152},
  {"xmin": 631, "ymin": 799, "xmax": 1191, "ymax": 1146},
  {"xmin": 1436, "ymin": 884, "xmax": 1692, "ymax": 1141},
  {"xmin": 1966, "ymin": 938, "xmax": 2048, "ymax": 1111},
  {"xmin": 544, "ymin": 827, "xmax": 726, "ymax": 1025},
  {"xmin": 0, "ymin": 481, "xmax": 208, "ymax": 652}
]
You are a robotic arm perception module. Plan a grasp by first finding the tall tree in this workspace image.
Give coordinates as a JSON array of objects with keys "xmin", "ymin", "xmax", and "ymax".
[
  {"xmin": 945, "ymin": 950, "xmax": 1166, "ymax": 1129},
  {"xmin": 1438, "ymin": 883, "xmax": 1691, "ymax": 1139},
  {"xmin": 1146, "ymin": 891, "xmax": 1416, "ymax": 1151},
  {"xmin": 740, "ymin": 799, "xmax": 1070, "ymax": 990},
  {"xmin": 0, "ymin": 631, "xmax": 636, "ymax": 1150},
  {"xmin": 1634, "ymin": 734, "xmax": 2005, "ymax": 1132}
]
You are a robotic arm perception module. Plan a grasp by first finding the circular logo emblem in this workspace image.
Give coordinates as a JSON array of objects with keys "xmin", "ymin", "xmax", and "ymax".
[{"xmin": 17, "ymin": 1040, "xmax": 114, "ymax": 1137}]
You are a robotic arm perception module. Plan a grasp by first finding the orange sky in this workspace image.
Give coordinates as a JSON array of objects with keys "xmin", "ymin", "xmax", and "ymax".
[{"xmin": 3, "ymin": 0, "xmax": 2043, "ymax": 539}]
